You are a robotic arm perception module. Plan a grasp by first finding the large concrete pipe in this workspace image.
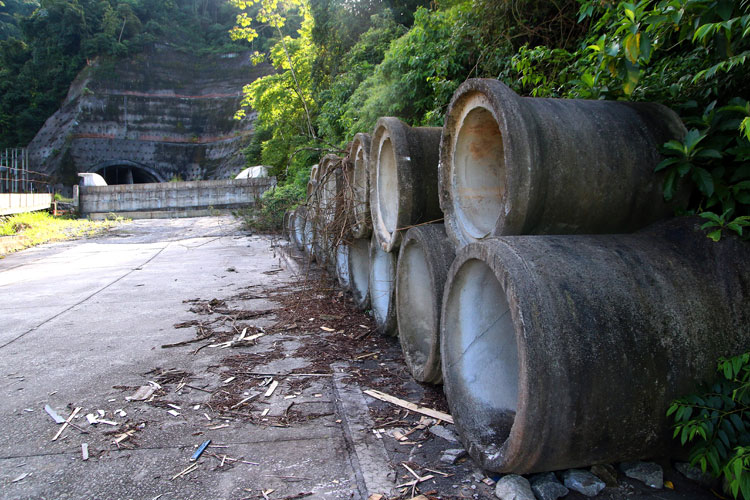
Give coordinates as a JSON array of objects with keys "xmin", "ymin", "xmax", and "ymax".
[
  {"xmin": 368, "ymin": 234, "xmax": 398, "ymax": 335},
  {"xmin": 370, "ymin": 117, "xmax": 443, "ymax": 252},
  {"xmin": 336, "ymin": 243, "xmax": 351, "ymax": 291},
  {"xmin": 350, "ymin": 133, "xmax": 373, "ymax": 239},
  {"xmin": 314, "ymin": 162, "xmax": 346, "ymax": 271},
  {"xmin": 438, "ymin": 78, "xmax": 688, "ymax": 247},
  {"xmin": 293, "ymin": 206, "xmax": 307, "ymax": 251},
  {"xmin": 440, "ymin": 218, "xmax": 750, "ymax": 474},
  {"xmin": 310, "ymin": 163, "xmax": 320, "ymax": 183},
  {"xmin": 348, "ymin": 238, "xmax": 371, "ymax": 310},
  {"xmin": 287, "ymin": 210, "xmax": 297, "ymax": 244},
  {"xmin": 396, "ymin": 224, "xmax": 455, "ymax": 384}
]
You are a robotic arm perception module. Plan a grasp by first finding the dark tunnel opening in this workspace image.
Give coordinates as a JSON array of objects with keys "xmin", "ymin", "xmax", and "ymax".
[{"xmin": 94, "ymin": 164, "xmax": 162, "ymax": 185}]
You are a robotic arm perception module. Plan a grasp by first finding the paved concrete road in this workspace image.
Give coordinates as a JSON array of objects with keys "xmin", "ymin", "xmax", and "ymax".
[{"xmin": 0, "ymin": 217, "xmax": 362, "ymax": 500}]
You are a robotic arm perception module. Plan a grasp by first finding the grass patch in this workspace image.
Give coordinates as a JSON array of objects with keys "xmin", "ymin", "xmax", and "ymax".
[{"xmin": 0, "ymin": 211, "xmax": 125, "ymax": 253}]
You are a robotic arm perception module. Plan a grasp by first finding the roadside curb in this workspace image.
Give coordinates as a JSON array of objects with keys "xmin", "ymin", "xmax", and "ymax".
[{"xmin": 332, "ymin": 361, "xmax": 396, "ymax": 500}]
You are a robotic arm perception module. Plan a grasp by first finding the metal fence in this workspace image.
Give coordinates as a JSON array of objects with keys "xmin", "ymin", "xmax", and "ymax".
[{"xmin": 0, "ymin": 148, "xmax": 50, "ymax": 193}]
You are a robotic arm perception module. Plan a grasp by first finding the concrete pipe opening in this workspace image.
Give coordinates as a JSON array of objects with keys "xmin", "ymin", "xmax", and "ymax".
[
  {"xmin": 351, "ymin": 133, "xmax": 372, "ymax": 238},
  {"xmin": 348, "ymin": 238, "xmax": 371, "ymax": 310},
  {"xmin": 287, "ymin": 211, "xmax": 296, "ymax": 243},
  {"xmin": 369, "ymin": 235, "xmax": 397, "ymax": 335},
  {"xmin": 441, "ymin": 218, "xmax": 750, "ymax": 473},
  {"xmin": 396, "ymin": 224, "xmax": 455, "ymax": 384},
  {"xmin": 453, "ymin": 103, "xmax": 505, "ymax": 240},
  {"xmin": 303, "ymin": 215, "xmax": 315, "ymax": 256},
  {"xmin": 377, "ymin": 137, "xmax": 399, "ymax": 234},
  {"xmin": 442, "ymin": 259, "xmax": 519, "ymax": 447},
  {"xmin": 439, "ymin": 79, "xmax": 689, "ymax": 247},
  {"xmin": 336, "ymin": 243, "xmax": 351, "ymax": 291},
  {"xmin": 370, "ymin": 117, "xmax": 443, "ymax": 251},
  {"xmin": 293, "ymin": 206, "xmax": 307, "ymax": 251}
]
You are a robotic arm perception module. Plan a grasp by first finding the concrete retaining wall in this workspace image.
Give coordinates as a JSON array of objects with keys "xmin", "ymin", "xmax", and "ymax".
[
  {"xmin": 79, "ymin": 177, "xmax": 276, "ymax": 219},
  {"xmin": 0, "ymin": 193, "xmax": 53, "ymax": 216}
]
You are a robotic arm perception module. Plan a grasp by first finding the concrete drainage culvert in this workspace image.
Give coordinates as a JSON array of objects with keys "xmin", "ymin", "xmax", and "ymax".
[
  {"xmin": 441, "ymin": 217, "xmax": 750, "ymax": 473},
  {"xmin": 438, "ymin": 79, "xmax": 689, "ymax": 246},
  {"xmin": 368, "ymin": 234, "xmax": 397, "ymax": 336},
  {"xmin": 395, "ymin": 224, "xmax": 455, "ymax": 384}
]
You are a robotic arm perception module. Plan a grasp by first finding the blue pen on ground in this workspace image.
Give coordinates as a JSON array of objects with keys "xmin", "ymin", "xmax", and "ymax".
[{"xmin": 191, "ymin": 440, "xmax": 211, "ymax": 461}]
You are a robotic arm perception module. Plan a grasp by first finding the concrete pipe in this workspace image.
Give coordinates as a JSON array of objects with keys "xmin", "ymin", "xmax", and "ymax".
[
  {"xmin": 310, "ymin": 164, "xmax": 320, "ymax": 183},
  {"xmin": 287, "ymin": 210, "xmax": 297, "ymax": 244},
  {"xmin": 438, "ymin": 78, "xmax": 688, "ymax": 247},
  {"xmin": 396, "ymin": 224, "xmax": 455, "ymax": 384},
  {"xmin": 283, "ymin": 210, "xmax": 292, "ymax": 238},
  {"xmin": 369, "ymin": 234, "xmax": 398, "ymax": 335},
  {"xmin": 370, "ymin": 117, "xmax": 443, "ymax": 252},
  {"xmin": 348, "ymin": 238, "xmax": 371, "ymax": 310},
  {"xmin": 440, "ymin": 218, "xmax": 750, "ymax": 474},
  {"xmin": 336, "ymin": 243, "xmax": 351, "ymax": 291},
  {"xmin": 293, "ymin": 206, "xmax": 307, "ymax": 251},
  {"xmin": 350, "ymin": 133, "xmax": 373, "ymax": 239}
]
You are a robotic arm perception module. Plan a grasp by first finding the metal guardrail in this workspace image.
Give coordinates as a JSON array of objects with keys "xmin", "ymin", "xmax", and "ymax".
[{"xmin": 0, "ymin": 148, "xmax": 51, "ymax": 194}]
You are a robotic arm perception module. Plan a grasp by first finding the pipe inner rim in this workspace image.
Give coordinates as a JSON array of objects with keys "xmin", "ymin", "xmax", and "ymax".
[
  {"xmin": 370, "ymin": 243, "xmax": 395, "ymax": 327},
  {"xmin": 443, "ymin": 258, "xmax": 518, "ymax": 446},
  {"xmin": 377, "ymin": 136, "xmax": 399, "ymax": 234},
  {"xmin": 452, "ymin": 103, "xmax": 505, "ymax": 241},
  {"xmin": 398, "ymin": 241, "xmax": 436, "ymax": 373}
]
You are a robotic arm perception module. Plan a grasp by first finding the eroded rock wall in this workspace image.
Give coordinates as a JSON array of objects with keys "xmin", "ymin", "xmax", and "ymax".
[{"xmin": 28, "ymin": 45, "xmax": 272, "ymax": 185}]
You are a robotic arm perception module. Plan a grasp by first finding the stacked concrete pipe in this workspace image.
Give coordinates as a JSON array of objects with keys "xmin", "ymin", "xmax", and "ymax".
[
  {"xmin": 293, "ymin": 205, "xmax": 307, "ymax": 251},
  {"xmin": 438, "ymin": 78, "xmax": 688, "ymax": 246},
  {"xmin": 370, "ymin": 117, "xmax": 443, "ymax": 251},
  {"xmin": 335, "ymin": 243, "xmax": 351, "ymax": 291},
  {"xmin": 350, "ymin": 133, "xmax": 373, "ymax": 239},
  {"xmin": 396, "ymin": 224, "xmax": 455, "ymax": 383},
  {"xmin": 440, "ymin": 218, "xmax": 750, "ymax": 474},
  {"xmin": 287, "ymin": 210, "xmax": 297, "ymax": 244},
  {"xmin": 348, "ymin": 238, "xmax": 371, "ymax": 310},
  {"xmin": 368, "ymin": 234, "xmax": 397, "ymax": 335}
]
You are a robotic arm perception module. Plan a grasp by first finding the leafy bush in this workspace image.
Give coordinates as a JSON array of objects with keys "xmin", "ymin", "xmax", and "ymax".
[
  {"xmin": 236, "ymin": 183, "xmax": 305, "ymax": 232},
  {"xmin": 669, "ymin": 352, "xmax": 750, "ymax": 498}
]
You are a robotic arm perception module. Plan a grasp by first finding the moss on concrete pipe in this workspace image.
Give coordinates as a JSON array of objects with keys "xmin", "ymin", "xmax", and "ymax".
[
  {"xmin": 350, "ymin": 133, "xmax": 373, "ymax": 239},
  {"xmin": 438, "ymin": 78, "xmax": 688, "ymax": 247},
  {"xmin": 370, "ymin": 117, "xmax": 443, "ymax": 252},
  {"xmin": 348, "ymin": 238, "xmax": 371, "ymax": 310},
  {"xmin": 369, "ymin": 234, "xmax": 398, "ymax": 335},
  {"xmin": 396, "ymin": 224, "xmax": 456, "ymax": 384},
  {"xmin": 441, "ymin": 218, "xmax": 750, "ymax": 474}
]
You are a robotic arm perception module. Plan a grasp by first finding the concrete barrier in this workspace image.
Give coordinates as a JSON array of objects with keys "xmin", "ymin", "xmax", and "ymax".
[
  {"xmin": 79, "ymin": 178, "xmax": 275, "ymax": 219},
  {"xmin": 0, "ymin": 193, "xmax": 53, "ymax": 216}
]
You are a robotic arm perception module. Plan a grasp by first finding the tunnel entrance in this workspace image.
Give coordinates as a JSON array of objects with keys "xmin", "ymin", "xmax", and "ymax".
[{"xmin": 92, "ymin": 161, "xmax": 165, "ymax": 185}]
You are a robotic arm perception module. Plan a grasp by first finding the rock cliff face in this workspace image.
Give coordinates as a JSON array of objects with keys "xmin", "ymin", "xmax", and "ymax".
[{"xmin": 27, "ymin": 45, "xmax": 272, "ymax": 185}]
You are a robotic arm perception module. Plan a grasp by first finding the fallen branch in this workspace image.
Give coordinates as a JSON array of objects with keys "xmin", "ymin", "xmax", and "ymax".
[{"xmin": 363, "ymin": 390, "xmax": 453, "ymax": 424}]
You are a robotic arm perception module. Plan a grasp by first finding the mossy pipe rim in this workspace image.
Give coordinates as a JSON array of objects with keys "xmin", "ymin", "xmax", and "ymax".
[
  {"xmin": 368, "ymin": 234, "xmax": 398, "ymax": 336},
  {"xmin": 438, "ymin": 78, "xmax": 688, "ymax": 247},
  {"xmin": 350, "ymin": 133, "xmax": 372, "ymax": 239},
  {"xmin": 370, "ymin": 117, "xmax": 443, "ymax": 252},
  {"xmin": 396, "ymin": 224, "xmax": 455, "ymax": 384},
  {"xmin": 440, "ymin": 218, "xmax": 750, "ymax": 473}
]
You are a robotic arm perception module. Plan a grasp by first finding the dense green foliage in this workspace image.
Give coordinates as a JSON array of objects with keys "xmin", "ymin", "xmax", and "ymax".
[
  {"xmin": 0, "ymin": 0, "xmax": 253, "ymax": 149},
  {"xmin": 235, "ymin": 0, "xmax": 749, "ymax": 237},
  {"xmin": 669, "ymin": 352, "xmax": 750, "ymax": 498}
]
